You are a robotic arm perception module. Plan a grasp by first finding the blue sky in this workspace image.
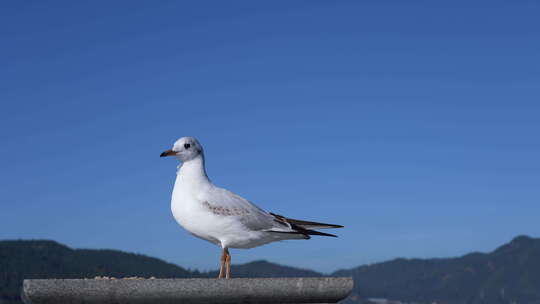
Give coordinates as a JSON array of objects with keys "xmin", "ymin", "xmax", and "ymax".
[{"xmin": 1, "ymin": 1, "xmax": 539, "ymax": 273}]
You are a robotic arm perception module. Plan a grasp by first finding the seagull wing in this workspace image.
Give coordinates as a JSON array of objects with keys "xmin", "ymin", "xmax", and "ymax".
[
  {"xmin": 198, "ymin": 186, "xmax": 278, "ymax": 231},
  {"xmin": 199, "ymin": 186, "xmax": 342, "ymax": 238}
]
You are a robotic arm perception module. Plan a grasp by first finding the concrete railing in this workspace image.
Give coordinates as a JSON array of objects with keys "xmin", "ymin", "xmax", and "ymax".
[{"xmin": 22, "ymin": 277, "xmax": 353, "ymax": 304}]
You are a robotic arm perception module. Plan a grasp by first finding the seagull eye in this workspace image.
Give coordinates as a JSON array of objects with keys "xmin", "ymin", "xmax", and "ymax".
[{"xmin": 184, "ymin": 143, "xmax": 191, "ymax": 149}]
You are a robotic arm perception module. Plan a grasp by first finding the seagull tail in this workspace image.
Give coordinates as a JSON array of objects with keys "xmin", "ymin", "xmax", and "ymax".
[
  {"xmin": 302, "ymin": 229, "xmax": 339, "ymax": 238},
  {"xmin": 269, "ymin": 212, "xmax": 344, "ymax": 230},
  {"xmin": 267, "ymin": 227, "xmax": 339, "ymax": 238},
  {"xmin": 268, "ymin": 212, "xmax": 343, "ymax": 238}
]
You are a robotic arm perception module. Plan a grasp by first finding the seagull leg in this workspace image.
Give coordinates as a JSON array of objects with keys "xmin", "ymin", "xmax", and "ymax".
[
  {"xmin": 225, "ymin": 248, "xmax": 231, "ymax": 279},
  {"xmin": 218, "ymin": 248, "xmax": 226, "ymax": 279}
]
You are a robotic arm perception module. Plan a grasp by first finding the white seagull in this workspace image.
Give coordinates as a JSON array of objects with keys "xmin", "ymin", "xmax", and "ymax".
[{"xmin": 160, "ymin": 136, "xmax": 343, "ymax": 279}]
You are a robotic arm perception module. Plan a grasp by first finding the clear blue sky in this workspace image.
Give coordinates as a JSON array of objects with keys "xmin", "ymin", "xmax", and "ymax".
[{"xmin": 1, "ymin": 1, "xmax": 539, "ymax": 273}]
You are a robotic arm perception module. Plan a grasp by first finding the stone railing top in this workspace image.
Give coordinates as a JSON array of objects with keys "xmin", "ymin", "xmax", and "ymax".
[{"xmin": 22, "ymin": 277, "xmax": 354, "ymax": 304}]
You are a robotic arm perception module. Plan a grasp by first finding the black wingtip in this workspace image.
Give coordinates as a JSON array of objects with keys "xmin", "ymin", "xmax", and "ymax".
[
  {"xmin": 305, "ymin": 229, "xmax": 338, "ymax": 238},
  {"xmin": 269, "ymin": 212, "xmax": 343, "ymax": 229},
  {"xmin": 320, "ymin": 224, "xmax": 344, "ymax": 229}
]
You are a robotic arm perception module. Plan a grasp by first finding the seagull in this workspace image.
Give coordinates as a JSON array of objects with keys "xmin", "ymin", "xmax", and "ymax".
[{"xmin": 160, "ymin": 136, "xmax": 343, "ymax": 279}]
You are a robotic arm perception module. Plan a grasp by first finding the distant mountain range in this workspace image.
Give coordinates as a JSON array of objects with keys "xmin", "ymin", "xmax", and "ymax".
[
  {"xmin": 1, "ymin": 235, "xmax": 539, "ymax": 304},
  {"xmin": 336, "ymin": 235, "xmax": 540, "ymax": 304}
]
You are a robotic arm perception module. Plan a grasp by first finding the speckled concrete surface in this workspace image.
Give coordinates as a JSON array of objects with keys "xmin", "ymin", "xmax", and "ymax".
[{"xmin": 22, "ymin": 277, "xmax": 353, "ymax": 304}]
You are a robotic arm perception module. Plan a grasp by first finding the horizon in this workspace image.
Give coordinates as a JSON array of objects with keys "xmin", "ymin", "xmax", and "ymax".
[
  {"xmin": 1, "ymin": 1, "xmax": 539, "ymax": 273},
  {"xmin": 1, "ymin": 234, "xmax": 537, "ymax": 274}
]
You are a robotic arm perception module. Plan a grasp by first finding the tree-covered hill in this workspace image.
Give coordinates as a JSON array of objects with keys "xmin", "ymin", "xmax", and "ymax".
[
  {"xmin": 334, "ymin": 235, "xmax": 540, "ymax": 304},
  {"xmin": 0, "ymin": 240, "xmax": 321, "ymax": 304},
  {"xmin": 205, "ymin": 259, "xmax": 323, "ymax": 278},
  {"xmin": 0, "ymin": 240, "xmax": 194, "ymax": 303},
  {"xmin": 2, "ymin": 236, "xmax": 540, "ymax": 304}
]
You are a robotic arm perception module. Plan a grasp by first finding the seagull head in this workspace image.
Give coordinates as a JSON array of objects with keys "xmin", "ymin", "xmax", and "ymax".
[{"xmin": 160, "ymin": 136, "xmax": 203, "ymax": 162}]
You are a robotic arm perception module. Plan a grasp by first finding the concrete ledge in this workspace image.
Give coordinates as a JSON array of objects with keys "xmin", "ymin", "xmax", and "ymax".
[{"xmin": 22, "ymin": 277, "xmax": 353, "ymax": 304}]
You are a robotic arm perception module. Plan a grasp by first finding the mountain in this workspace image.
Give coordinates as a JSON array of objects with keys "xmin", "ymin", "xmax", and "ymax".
[
  {"xmin": 205, "ymin": 260, "xmax": 322, "ymax": 278},
  {"xmin": 0, "ymin": 240, "xmax": 320, "ymax": 304},
  {"xmin": 0, "ymin": 240, "xmax": 194, "ymax": 303},
  {"xmin": 1, "ymin": 236, "xmax": 540, "ymax": 304},
  {"xmin": 334, "ymin": 235, "xmax": 540, "ymax": 304}
]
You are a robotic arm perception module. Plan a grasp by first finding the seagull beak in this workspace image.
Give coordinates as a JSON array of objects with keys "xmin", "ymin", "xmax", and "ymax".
[{"xmin": 160, "ymin": 149, "xmax": 176, "ymax": 157}]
